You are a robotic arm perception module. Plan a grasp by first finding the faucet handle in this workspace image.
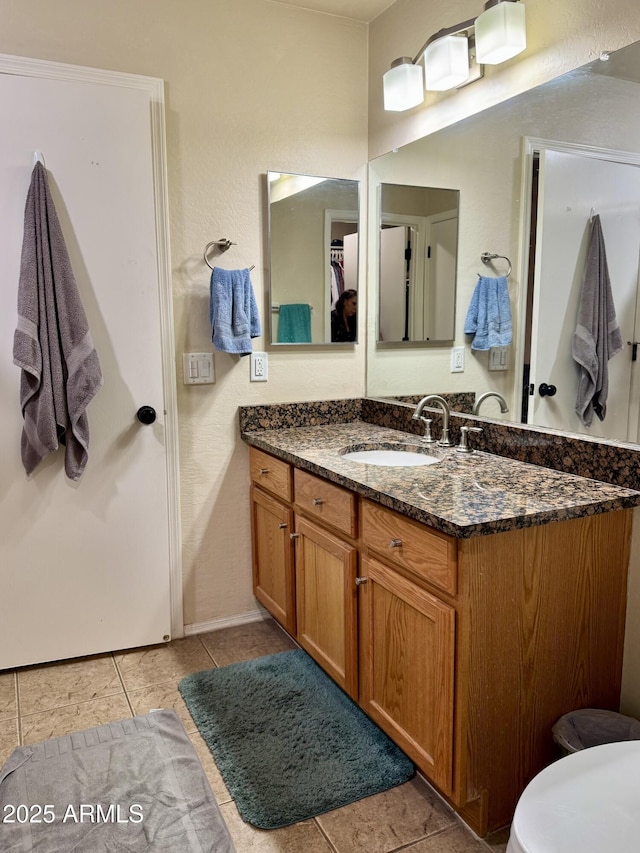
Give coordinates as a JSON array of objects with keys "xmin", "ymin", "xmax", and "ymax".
[
  {"xmin": 419, "ymin": 417, "xmax": 437, "ymax": 443},
  {"xmin": 456, "ymin": 425, "xmax": 483, "ymax": 453}
]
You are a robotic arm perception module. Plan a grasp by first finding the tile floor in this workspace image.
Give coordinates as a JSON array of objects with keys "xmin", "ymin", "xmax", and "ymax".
[{"xmin": 0, "ymin": 619, "xmax": 510, "ymax": 853}]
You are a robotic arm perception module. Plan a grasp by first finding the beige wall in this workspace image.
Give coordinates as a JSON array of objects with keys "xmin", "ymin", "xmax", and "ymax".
[{"xmin": 0, "ymin": 0, "xmax": 368, "ymax": 630}]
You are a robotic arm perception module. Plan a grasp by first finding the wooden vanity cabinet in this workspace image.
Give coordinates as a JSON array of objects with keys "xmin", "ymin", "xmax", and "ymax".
[
  {"xmin": 249, "ymin": 448, "xmax": 359, "ymax": 698},
  {"xmin": 359, "ymin": 553, "xmax": 456, "ymax": 795},
  {"xmin": 250, "ymin": 449, "xmax": 296, "ymax": 634},
  {"xmin": 249, "ymin": 447, "xmax": 632, "ymax": 837},
  {"xmin": 360, "ymin": 498, "xmax": 631, "ymax": 836}
]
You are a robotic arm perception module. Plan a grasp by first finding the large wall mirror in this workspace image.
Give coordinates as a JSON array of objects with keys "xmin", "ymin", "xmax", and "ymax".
[
  {"xmin": 367, "ymin": 40, "xmax": 640, "ymax": 446},
  {"xmin": 378, "ymin": 183, "xmax": 459, "ymax": 344},
  {"xmin": 268, "ymin": 171, "xmax": 359, "ymax": 345}
]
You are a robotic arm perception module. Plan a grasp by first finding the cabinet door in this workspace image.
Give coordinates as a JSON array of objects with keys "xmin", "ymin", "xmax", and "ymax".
[
  {"xmin": 294, "ymin": 515, "xmax": 358, "ymax": 699},
  {"xmin": 359, "ymin": 555, "xmax": 455, "ymax": 795},
  {"xmin": 250, "ymin": 485, "xmax": 296, "ymax": 634}
]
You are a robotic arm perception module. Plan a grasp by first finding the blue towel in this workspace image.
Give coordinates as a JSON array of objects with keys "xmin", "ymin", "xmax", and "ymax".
[
  {"xmin": 277, "ymin": 303, "xmax": 312, "ymax": 343},
  {"xmin": 210, "ymin": 267, "xmax": 261, "ymax": 355},
  {"xmin": 464, "ymin": 276, "xmax": 512, "ymax": 351}
]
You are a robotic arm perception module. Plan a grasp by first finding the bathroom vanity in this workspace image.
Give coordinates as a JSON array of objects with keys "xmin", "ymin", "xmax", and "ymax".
[{"xmin": 242, "ymin": 406, "xmax": 640, "ymax": 836}]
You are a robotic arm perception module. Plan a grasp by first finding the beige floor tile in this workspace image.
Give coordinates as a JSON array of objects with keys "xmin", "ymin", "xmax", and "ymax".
[
  {"xmin": 17, "ymin": 654, "xmax": 122, "ymax": 715},
  {"xmin": 188, "ymin": 731, "xmax": 233, "ymax": 805},
  {"xmin": 21, "ymin": 692, "xmax": 131, "ymax": 744},
  {"xmin": 199, "ymin": 619, "xmax": 296, "ymax": 667},
  {"xmin": 0, "ymin": 718, "xmax": 19, "ymax": 766},
  {"xmin": 402, "ymin": 823, "xmax": 489, "ymax": 852},
  {"xmin": 219, "ymin": 801, "xmax": 334, "ymax": 852},
  {"xmin": 0, "ymin": 671, "xmax": 17, "ymax": 721},
  {"xmin": 128, "ymin": 680, "xmax": 197, "ymax": 733},
  {"xmin": 316, "ymin": 777, "xmax": 456, "ymax": 853},
  {"xmin": 484, "ymin": 826, "xmax": 511, "ymax": 852},
  {"xmin": 114, "ymin": 636, "xmax": 214, "ymax": 690}
]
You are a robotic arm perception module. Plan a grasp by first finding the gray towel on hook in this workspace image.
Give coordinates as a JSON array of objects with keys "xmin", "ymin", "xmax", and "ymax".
[
  {"xmin": 12, "ymin": 162, "xmax": 103, "ymax": 480},
  {"xmin": 572, "ymin": 214, "xmax": 623, "ymax": 426}
]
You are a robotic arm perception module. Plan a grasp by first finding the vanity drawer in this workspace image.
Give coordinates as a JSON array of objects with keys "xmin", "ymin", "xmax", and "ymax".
[
  {"xmin": 361, "ymin": 499, "xmax": 457, "ymax": 596},
  {"xmin": 250, "ymin": 448, "xmax": 292, "ymax": 502},
  {"xmin": 294, "ymin": 468, "xmax": 357, "ymax": 538}
]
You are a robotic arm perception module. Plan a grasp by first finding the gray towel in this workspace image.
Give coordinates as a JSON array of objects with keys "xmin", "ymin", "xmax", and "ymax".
[
  {"xmin": 0, "ymin": 710, "xmax": 236, "ymax": 852},
  {"xmin": 12, "ymin": 162, "xmax": 103, "ymax": 480},
  {"xmin": 572, "ymin": 215, "xmax": 623, "ymax": 426},
  {"xmin": 210, "ymin": 267, "xmax": 261, "ymax": 355}
]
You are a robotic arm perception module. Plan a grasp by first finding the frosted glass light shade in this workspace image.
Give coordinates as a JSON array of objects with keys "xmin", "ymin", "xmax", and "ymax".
[
  {"xmin": 423, "ymin": 35, "xmax": 470, "ymax": 91},
  {"xmin": 475, "ymin": 1, "xmax": 526, "ymax": 65},
  {"xmin": 383, "ymin": 58, "xmax": 424, "ymax": 111}
]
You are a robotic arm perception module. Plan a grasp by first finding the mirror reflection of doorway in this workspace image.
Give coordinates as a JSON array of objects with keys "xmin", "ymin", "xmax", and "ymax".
[{"xmin": 522, "ymin": 142, "xmax": 640, "ymax": 442}]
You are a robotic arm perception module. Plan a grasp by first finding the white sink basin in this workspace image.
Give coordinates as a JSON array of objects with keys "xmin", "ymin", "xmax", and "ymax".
[{"xmin": 341, "ymin": 448, "xmax": 440, "ymax": 467}]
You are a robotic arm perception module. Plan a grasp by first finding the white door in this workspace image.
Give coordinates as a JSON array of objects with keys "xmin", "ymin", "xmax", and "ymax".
[
  {"xmin": 529, "ymin": 148, "xmax": 640, "ymax": 440},
  {"xmin": 426, "ymin": 211, "xmax": 457, "ymax": 341},
  {"xmin": 379, "ymin": 226, "xmax": 410, "ymax": 342},
  {"xmin": 0, "ymin": 59, "xmax": 180, "ymax": 669}
]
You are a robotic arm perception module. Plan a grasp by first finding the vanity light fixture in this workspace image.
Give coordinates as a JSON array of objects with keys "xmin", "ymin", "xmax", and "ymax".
[
  {"xmin": 475, "ymin": 0, "xmax": 526, "ymax": 65},
  {"xmin": 382, "ymin": 0, "xmax": 526, "ymax": 111},
  {"xmin": 383, "ymin": 57, "xmax": 425, "ymax": 111}
]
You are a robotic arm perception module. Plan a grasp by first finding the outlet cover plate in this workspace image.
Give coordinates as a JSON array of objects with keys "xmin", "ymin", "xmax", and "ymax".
[
  {"xmin": 450, "ymin": 346, "xmax": 465, "ymax": 373},
  {"xmin": 250, "ymin": 351, "xmax": 268, "ymax": 381}
]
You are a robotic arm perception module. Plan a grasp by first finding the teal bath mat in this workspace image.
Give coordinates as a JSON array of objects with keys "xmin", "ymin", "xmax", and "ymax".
[{"xmin": 178, "ymin": 649, "xmax": 414, "ymax": 829}]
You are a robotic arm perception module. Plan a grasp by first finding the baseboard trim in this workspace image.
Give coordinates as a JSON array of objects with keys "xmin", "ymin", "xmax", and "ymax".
[{"xmin": 184, "ymin": 608, "xmax": 270, "ymax": 636}]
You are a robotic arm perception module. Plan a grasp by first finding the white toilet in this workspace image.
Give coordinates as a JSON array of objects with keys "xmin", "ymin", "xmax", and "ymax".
[{"xmin": 506, "ymin": 740, "xmax": 640, "ymax": 852}]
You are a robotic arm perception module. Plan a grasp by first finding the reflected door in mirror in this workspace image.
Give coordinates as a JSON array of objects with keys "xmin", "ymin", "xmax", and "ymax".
[{"xmin": 378, "ymin": 184, "xmax": 459, "ymax": 344}]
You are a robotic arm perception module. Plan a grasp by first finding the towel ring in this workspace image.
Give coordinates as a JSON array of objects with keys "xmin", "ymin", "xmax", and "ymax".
[
  {"xmin": 204, "ymin": 239, "xmax": 237, "ymax": 269},
  {"xmin": 203, "ymin": 239, "xmax": 255, "ymax": 271},
  {"xmin": 480, "ymin": 252, "xmax": 512, "ymax": 278}
]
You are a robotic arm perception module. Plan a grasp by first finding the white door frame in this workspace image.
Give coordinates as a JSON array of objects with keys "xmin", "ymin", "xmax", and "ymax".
[
  {"xmin": 515, "ymin": 136, "xmax": 640, "ymax": 433},
  {"xmin": 0, "ymin": 52, "xmax": 183, "ymax": 640}
]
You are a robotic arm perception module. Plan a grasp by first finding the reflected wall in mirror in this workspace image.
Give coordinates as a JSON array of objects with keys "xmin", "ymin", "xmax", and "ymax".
[
  {"xmin": 367, "ymin": 40, "xmax": 640, "ymax": 445},
  {"xmin": 268, "ymin": 171, "xmax": 359, "ymax": 345},
  {"xmin": 378, "ymin": 183, "xmax": 459, "ymax": 344}
]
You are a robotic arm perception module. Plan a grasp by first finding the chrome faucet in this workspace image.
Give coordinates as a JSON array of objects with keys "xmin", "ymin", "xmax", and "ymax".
[
  {"xmin": 472, "ymin": 392, "xmax": 509, "ymax": 416},
  {"xmin": 412, "ymin": 395, "xmax": 453, "ymax": 446}
]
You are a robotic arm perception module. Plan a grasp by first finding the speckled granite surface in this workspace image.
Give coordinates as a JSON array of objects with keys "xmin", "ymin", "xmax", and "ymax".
[{"xmin": 241, "ymin": 420, "xmax": 640, "ymax": 538}]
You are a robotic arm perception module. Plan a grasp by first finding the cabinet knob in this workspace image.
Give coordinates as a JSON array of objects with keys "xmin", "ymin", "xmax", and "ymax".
[
  {"xmin": 312, "ymin": 498, "xmax": 324, "ymax": 506},
  {"xmin": 389, "ymin": 538, "xmax": 403, "ymax": 548},
  {"xmin": 259, "ymin": 468, "xmax": 269, "ymax": 475},
  {"xmin": 278, "ymin": 522, "xmax": 288, "ymax": 529},
  {"xmin": 289, "ymin": 532, "xmax": 300, "ymax": 540},
  {"xmin": 355, "ymin": 577, "xmax": 368, "ymax": 586}
]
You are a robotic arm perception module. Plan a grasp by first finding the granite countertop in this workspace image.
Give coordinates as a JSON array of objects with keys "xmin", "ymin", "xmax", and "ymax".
[{"xmin": 242, "ymin": 421, "xmax": 640, "ymax": 538}]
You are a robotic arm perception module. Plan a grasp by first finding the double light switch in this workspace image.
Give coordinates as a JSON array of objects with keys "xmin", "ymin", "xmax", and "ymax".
[{"xmin": 183, "ymin": 352, "xmax": 215, "ymax": 384}]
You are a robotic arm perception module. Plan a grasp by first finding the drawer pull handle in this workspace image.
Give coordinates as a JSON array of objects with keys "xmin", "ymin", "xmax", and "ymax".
[
  {"xmin": 312, "ymin": 498, "xmax": 324, "ymax": 506},
  {"xmin": 278, "ymin": 522, "xmax": 288, "ymax": 529},
  {"xmin": 290, "ymin": 532, "xmax": 300, "ymax": 540},
  {"xmin": 259, "ymin": 468, "xmax": 269, "ymax": 475},
  {"xmin": 389, "ymin": 538, "xmax": 403, "ymax": 548},
  {"xmin": 355, "ymin": 577, "xmax": 368, "ymax": 586}
]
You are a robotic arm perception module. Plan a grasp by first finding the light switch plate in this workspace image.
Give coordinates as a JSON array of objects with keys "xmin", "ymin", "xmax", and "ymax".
[
  {"xmin": 183, "ymin": 352, "xmax": 215, "ymax": 384},
  {"xmin": 488, "ymin": 346, "xmax": 509, "ymax": 371}
]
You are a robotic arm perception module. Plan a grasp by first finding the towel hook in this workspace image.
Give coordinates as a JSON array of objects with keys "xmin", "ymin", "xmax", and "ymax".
[
  {"xmin": 480, "ymin": 252, "xmax": 512, "ymax": 278},
  {"xmin": 203, "ymin": 239, "xmax": 254, "ymax": 271}
]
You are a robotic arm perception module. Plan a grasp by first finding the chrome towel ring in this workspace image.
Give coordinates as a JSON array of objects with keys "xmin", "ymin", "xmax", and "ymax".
[{"xmin": 480, "ymin": 252, "xmax": 512, "ymax": 278}]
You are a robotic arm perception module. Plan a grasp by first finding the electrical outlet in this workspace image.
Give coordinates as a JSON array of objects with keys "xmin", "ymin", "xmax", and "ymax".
[
  {"xmin": 250, "ymin": 351, "xmax": 268, "ymax": 381},
  {"xmin": 450, "ymin": 346, "xmax": 465, "ymax": 373}
]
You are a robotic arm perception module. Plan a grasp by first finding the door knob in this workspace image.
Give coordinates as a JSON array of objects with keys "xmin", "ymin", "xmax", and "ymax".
[
  {"xmin": 538, "ymin": 383, "xmax": 557, "ymax": 397},
  {"xmin": 136, "ymin": 405, "xmax": 157, "ymax": 425}
]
